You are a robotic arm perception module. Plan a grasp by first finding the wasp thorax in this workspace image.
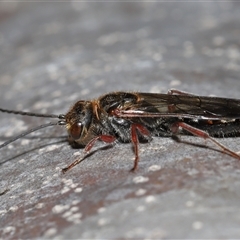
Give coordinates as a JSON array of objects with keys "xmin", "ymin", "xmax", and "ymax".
[{"xmin": 65, "ymin": 101, "xmax": 93, "ymax": 140}]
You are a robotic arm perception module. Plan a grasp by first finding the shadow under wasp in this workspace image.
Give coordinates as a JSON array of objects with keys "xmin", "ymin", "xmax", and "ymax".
[{"xmin": 1, "ymin": 89, "xmax": 240, "ymax": 173}]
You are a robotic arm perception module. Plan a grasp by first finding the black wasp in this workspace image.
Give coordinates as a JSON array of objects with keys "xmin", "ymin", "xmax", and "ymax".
[{"xmin": 1, "ymin": 89, "xmax": 240, "ymax": 172}]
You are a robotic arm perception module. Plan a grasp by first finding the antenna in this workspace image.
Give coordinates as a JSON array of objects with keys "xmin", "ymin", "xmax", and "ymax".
[
  {"xmin": 0, "ymin": 107, "xmax": 65, "ymax": 119},
  {"xmin": 0, "ymin": 108, "xmax": 66, "ymax": 149}
]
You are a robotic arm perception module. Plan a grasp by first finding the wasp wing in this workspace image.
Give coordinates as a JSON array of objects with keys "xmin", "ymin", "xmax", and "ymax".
[{"xmin": 120, "ymin": 93, "xmax": 240, "ymax": 119}]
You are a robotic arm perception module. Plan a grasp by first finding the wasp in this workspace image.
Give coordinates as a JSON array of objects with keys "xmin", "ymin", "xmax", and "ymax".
[{"xmin": 1, "ymin": 89, "xmax": 240, "ymax": 173}]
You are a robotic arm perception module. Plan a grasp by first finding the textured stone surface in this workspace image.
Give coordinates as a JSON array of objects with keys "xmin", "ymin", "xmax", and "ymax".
[{"xmin": 1, "ymin": 2, "xmax": 240, "ymax": 239}]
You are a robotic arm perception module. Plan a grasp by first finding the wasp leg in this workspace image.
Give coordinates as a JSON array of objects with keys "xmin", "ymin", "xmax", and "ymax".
[
  {"xmin": 171, "ymin": 121, "xmax": 240, "ymax": 160},
  {"xmin": 130, "ymin": 123, "xmax": 151, "ymax": 172},
  {"xmin": 84, "ymin": 135, "xmax": 116, "ymax": 152},
  {"xmin": 62, "ymin": 135, "xmax": 116, "ymax": 173}
]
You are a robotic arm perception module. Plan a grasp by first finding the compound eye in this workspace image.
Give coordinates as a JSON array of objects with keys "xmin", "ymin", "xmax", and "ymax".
[{"xmin": 69, "ymin": 122, "xmax": 82, "ymax": 140}]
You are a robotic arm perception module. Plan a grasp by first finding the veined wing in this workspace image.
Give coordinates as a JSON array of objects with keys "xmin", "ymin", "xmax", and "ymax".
[{"xmin": 118, "ymin": 92, "xmax": 240, "ymax": 120}]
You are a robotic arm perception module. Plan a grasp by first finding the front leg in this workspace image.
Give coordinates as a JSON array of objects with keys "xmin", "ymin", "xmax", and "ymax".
[{"xmin": 62, "ymin": 135, "xmax": 116, "ymax": 173}]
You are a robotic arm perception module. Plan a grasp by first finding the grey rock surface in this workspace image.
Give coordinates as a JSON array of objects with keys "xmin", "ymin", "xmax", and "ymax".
[{"xmin": 1, "ymin": 2, "xmax": 240, "ymax": 239}]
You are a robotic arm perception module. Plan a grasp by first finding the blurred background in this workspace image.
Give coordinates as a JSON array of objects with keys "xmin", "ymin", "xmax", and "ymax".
[{"xmin": 1, "ymin": 2, "xmax": 240, "ymax": 239}]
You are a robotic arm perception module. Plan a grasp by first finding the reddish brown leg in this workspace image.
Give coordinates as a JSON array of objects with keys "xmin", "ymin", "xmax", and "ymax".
[
  {"xmin": 171, "ymin": 121, "xmax": 240, "ymax": 160},
  {"xmin": 84, "ymin": 135, "xmax": 116, "ymax": 152},
  {"xmin": 62, "ymin": 135, "xmax": 116, "ymax": 173},
  {"xmin": 130, "ymin": 123, "xmax": 151, "ymax": 172}
]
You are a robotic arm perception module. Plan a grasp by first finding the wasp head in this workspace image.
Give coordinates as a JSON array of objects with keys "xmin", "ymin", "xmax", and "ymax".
[{"xmin": 65, "ymin": 101, "xmax": 93, "ymax": 141}]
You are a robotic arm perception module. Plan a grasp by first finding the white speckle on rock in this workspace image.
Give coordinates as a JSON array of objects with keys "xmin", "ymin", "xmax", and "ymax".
[
  {"xmin": 35, "ymin": 203, "xmax": 44, "ymax": 209},
  {"xmin": 25, "ymin": 189, "xmax": 33, "ymax": 194},
  {"xmin": 70, "ymin": 183, "xmax": 78, "ymax": 189},
  {"xmin": 20, "ymin": 139, "xmax": 30, "ymax": 145},
  {"xmin": 74, "ymin": 187, "xmax": 83, "ymax": 193},
  {"xmin": 98, "ymin": 218, "xmax": 109, "ymax": 226},
  {"xmin": 192, "ymin": 221, "xmax": 203, "ymax": 230},
  {"xmin": 185, "ymin": 200, "xmax": 195, "ymax": 207},
  {"xmin": 62, "ymin": 178, "xmax": 73, "ymax": 185},
  {"xmin": 133, "ymin": 176, "xmax": 149, "ymax": 184},
  {"xmin": 135, "ymin": 188, "xmax": 146, "ymax": 196},
  {"xmin": 148, "ymin": 164, "xmax": 161, "ymax": 172},
  {"xmin": 38, "ymin": 144, "xmax": 60, "ymax": 154},
  {"xmin": 62, "ymin": 211, "xmax": 72, "ymax": 218},
  {"xmin": 9, "ymin": 205, "xmax": 18, "ymax": 212},
  {"xmin": 52, "ymin": 204, "xmax": 70, "ymax": 214},
  {"xmin": 61, "ymin": 186, "xmax": 70, "ymax": 194},
  {"xmin": 65, "ymin": 212, "xmax": 82, "ymax": 224},
  {"xmin": 0, "ymin": 209, "xmax": 7, "ymax": 215},
  {"xmin": 18, "ymin": 158, "xmax": 26, "ymax": 163},
  {"xmin": 136, "ymin": 205, "xmax": 146, "ymax": 212},
  {"xmin": 72, "ymin": 200, "xmax": 80, "ymax": 205},
  {"xmin": 44, "ymin": 228, "xmax": 57, "ymax": 237},
  {"xmin": 73, "ymin": 152, "xmax": 81, "ymax": 156},
  {"xmin": 70, "ymin": 206, "xmax": 79, "ymax": 212},
  {"xmin": 3, "ymin": 226, "xmax": 15, "ymax": 234},
  {"xmin": 145, "ymin": 195, "xmax": 156, "ymax": 203},
  {"xmin": 97, "ymin": 207, "xmax": 106, "ymax": 213}
]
